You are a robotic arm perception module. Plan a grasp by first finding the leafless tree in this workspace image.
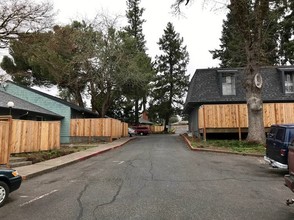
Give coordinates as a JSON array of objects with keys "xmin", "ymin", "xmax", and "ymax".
[{"xmin": 0, "ymin": 0, "xmax": 55, "ymax": 48}]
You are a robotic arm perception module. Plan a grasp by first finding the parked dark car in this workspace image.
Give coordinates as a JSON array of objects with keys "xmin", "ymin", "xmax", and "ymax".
[
  {"xmin": 0, "ymin": 169, "xmax": 22, "ymax": 207},
  {"xmin": 264, "ymin": 124, "xmax": 294, "ymax": 169}
]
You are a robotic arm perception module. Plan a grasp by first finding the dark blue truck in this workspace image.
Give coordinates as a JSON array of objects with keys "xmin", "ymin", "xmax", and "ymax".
[{"xmin": 264, "ymin": 124, "xmax": 294, "ymax": 169}]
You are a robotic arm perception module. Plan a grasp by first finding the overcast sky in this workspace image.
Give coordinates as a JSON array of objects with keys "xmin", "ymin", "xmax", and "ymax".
[
  {"xmin": 51, "ymin": 0, "xmax": 228, "ymax": 76},
  {"xmin": 1, "ymin": 0, "xmax": 228, "ymax": 98}
]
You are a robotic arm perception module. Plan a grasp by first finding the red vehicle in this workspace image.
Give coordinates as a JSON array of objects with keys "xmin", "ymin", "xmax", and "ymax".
[
  {"xmin": 284, "ymin": 144, "xmax": 294, "ymax": 205},
  {"xmin": 132, "ymin": 126, "xmax": 150, "ymax": 136}
]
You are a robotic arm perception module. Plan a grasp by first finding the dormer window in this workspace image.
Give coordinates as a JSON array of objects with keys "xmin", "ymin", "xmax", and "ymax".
[
  {"xmin": 221, "ymin": 73, "xmax": 236, "ymax": 96},
  {"xmin": 285, "ymin": 72, "xmax": 294, "ymax": 94},
  {"xmin": 279, "ymin": 68, "xmax": 294, "ymax": 94}
]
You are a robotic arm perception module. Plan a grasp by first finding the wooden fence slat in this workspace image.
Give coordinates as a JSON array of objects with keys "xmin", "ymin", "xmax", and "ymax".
[
  {"xmin": 0, "ymin": 121, "xmax": 10, "ymax": 165},
  {"xmin": 9, "ymin": 120, "xmax": 60, "ymax": 153},
  {"xmin": 70, "ymin": 118, "xmax": 129, "ymax": 141},
  {"xmin": 0, "ymin": 119, "xmax": 60, "ymax": 162},
  {"xmin": 150, "ymin": 125, "xmax": 164, "ymax": 133},
  {"xmin": 198, "ymin": 103, "xmax": 294, "ymax": 130}
]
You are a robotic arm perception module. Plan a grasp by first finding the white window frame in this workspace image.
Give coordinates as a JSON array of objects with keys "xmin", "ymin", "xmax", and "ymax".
[
  {"xmin": 285, "ymin": 72, "xmax": 294, "ymax": 94},
  {"xmin": 221, "ymin": 73, "xmax": 236, "ymax": 96}
]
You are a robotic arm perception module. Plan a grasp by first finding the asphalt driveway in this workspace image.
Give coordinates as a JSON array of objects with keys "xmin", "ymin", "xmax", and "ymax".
[{"xmin": 1, "ymin": 134, "xmax": 294, "ymax": 220}]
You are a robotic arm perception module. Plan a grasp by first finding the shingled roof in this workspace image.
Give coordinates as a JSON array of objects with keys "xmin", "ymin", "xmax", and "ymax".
[
  {"xmin": 6, "ymin": 81, "xmax": 98, "ymax": 117},
  {"xmin": 184, "ymin": 65, "xmax": 294, "ymax": 113},
  {"xmin": 0, "ymin": 90, "xmax": 63, "ymax": 119}
]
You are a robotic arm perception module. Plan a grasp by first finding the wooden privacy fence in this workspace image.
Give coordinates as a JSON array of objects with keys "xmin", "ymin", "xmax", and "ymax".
[
  {"xmin": 150, "ymin": 125, "xmax": 164, "ymax": 133},
  {"xmin": 0, "ymin": 118, "xmax": 60, "ymax": 166},
  {"xmin": 199, "ymin": 103, "xmax": 294, "ymax": 129},
  {"xmin": 0, "ymin": 116, "xmax": 12, "ymax": 166},
  {"xmin": 70, "ymin": 118, "xmax": 128, "ymax": 142},
  {"xmin": 198, "ymin": 103, "xmax": 294, "ymax": 139},
  {"xmin": 135, "ymin": 125, "xmax": 164, "ymax": 133},
  {"xmin": 10, "ymin": 120, "xmax": 61, "ymax": 153}
]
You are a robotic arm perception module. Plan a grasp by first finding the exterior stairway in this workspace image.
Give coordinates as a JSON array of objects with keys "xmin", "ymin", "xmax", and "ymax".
[{"xmin": 9, "ymin": 157, "xmax": 32, "ymax": 168}]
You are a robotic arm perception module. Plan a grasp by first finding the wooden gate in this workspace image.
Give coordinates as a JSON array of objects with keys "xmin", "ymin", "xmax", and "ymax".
[{"xmin": 0, "ymin": 116, "xmax": 12, "ymax": 167}]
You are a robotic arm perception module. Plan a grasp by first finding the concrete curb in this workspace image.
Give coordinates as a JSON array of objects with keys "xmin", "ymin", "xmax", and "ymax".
[
  {"xmin": 180, "ymin": 134, "xmax": 263, "ymax": 158},
  {"xmin": 19, "ymin": 137, "xmax": 136, "ymax": 180}
]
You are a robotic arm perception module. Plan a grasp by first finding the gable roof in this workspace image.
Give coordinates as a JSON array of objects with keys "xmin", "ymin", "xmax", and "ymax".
[
  {"xmin": 184, "ymin": 65, "xmax": 294, "ymax": 113},
  {"xmin": 139, "ymin": 118, "xmax": 153, "ymax": 125},
  {"xmin": 5, "ymin": 81, "xmax": 98, "ymax": 117},
  {"xmin": 0, "ymin": 90, "xmax": 63, "ymax": 119}
]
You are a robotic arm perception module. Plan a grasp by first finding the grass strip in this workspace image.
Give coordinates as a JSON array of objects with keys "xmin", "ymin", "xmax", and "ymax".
[{"xmin": 191, "ymin": 139, "xmax": 265, "ymax": 154}]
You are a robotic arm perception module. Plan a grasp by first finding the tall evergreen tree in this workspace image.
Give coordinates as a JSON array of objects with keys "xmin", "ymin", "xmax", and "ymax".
[
  {"xmin": 279, "ymin": 0, "xmax": 294, "ymax": 65},
  {"xmin": 125, "ymin": 0, "xmax": 152, "ymax": 124},
  {"xmin": 125, "ymin": 0, "xmax": 146, "ymax": 52},
  {"xmin": 210, "ymin": 10, "xmax": 247, "ymax": 68},
  {"xmin": 210, "ymin": 2, "xmax": 280, "ymax": 67},
  {"xmin": 151, "ymin": 22, "xmax": 189, "ymax": 132}
]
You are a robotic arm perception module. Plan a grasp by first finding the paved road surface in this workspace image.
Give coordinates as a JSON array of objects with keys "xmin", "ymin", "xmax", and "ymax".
[{"xmin": 1, "ymin": 134, "xmax": 294, "ymax": 219}]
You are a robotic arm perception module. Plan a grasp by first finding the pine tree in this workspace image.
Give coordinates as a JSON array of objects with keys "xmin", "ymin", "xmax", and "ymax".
[
  {"xmin": 125, "ymin": 0, "xmax": 146, "ymax": 52},
  {"xmin": 210, "ymin": 11, "xmax": 247, "ymax": 67},
  {"xmin": 279, "ymin": 0, "xmax": 294, "ymax": 65},
  {"xmin": 210, "ymin": 2, "xmax": 280, "ymax": 67},
  {"xmin": 125, "ymin": 0, "xmax": 152, "ymax": 125},
  {"xmin": 151, "ymin": 22, "xmax": 189, "ymax": 131}
]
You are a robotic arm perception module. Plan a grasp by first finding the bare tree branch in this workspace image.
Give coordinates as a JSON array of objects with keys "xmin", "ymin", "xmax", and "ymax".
[
  {"xmin": 172, "ymin": 0, "xmax": 193, "ymax": 14},
  {"xmin": 0, "ymin": 0, "xmax": 55, "ymax": 48}
]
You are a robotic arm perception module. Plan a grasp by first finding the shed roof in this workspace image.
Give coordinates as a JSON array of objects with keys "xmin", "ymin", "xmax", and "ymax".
[
  {"xmin": 5, "ymin": 81, "xmax": 98, "ymax": 117},
  {"xmin": 139, "ymin": 118, "xmax": 153, "ymax": 125},
  {"xmin": 0, "ymin": 90, "xmax": 63, "ymax": 119}
]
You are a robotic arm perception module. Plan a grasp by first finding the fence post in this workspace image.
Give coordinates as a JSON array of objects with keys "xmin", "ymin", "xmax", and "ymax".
[
  {"xmin": 7, "ymin": 116, "xmax": 12, "ymax": 167},
  {"xmin": 237, "ymin": 105, "xmax": 241, "ymax": 141},
  {"xmin": 203, "ymin": 106, "xmax": 206, "ymax": 142},
  {"xmin": 0, "ymin": 116, "xmax": 12, "ymax": 167},
  {"xmin": 110, "ymin": 119, "xmax": 113, "ymax": 142}
]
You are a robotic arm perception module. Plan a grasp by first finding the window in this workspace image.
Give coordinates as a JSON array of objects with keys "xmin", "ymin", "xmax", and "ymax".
[
  {"xmin": 268, "ymin": 126, "xmax": 277, "ymax": 139},
  {"xmin": 222, "ymin": 73, "xmax": 236, "ymax": 96},
  {"xmin": 276, "ymin": 128, "xmax": 285, "ymax": 142},
  {"xmin": 285, "ymin": 71, "xmax": 294, "ymax": 94},
  {"xmin": 288, "ymin": 129, "xmax": 294, "ymax": 143}
]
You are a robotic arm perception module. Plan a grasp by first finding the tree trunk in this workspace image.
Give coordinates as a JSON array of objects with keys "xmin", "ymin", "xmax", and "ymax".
[
  {"xmin": 245, "ymin": 61, "xmax": 266, "ymax": 144},
  {"xmin": 100, "ymin": 87, "xmax": 112, "ymax": 118},
  {"xmin": 142, "ymin": 96, "xmax": 146, "ymax": 112},
  {"xmin": 75, "ymin": 90, "xmax": 84, "ymax": 108},
  {"xmin": 246, "ymin": 85, "xmax": 265, "ymax": 143},
  {"xmin": 164, "ymin": 116, "xmax": 169, "ymax": 132},
  {"xmin": 135, "ymin": 99, "xmax": 139, "ymax": 125},
  {"xmin": 229, "ymin": 0, "xmax": 268, "ymax": 144}
]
